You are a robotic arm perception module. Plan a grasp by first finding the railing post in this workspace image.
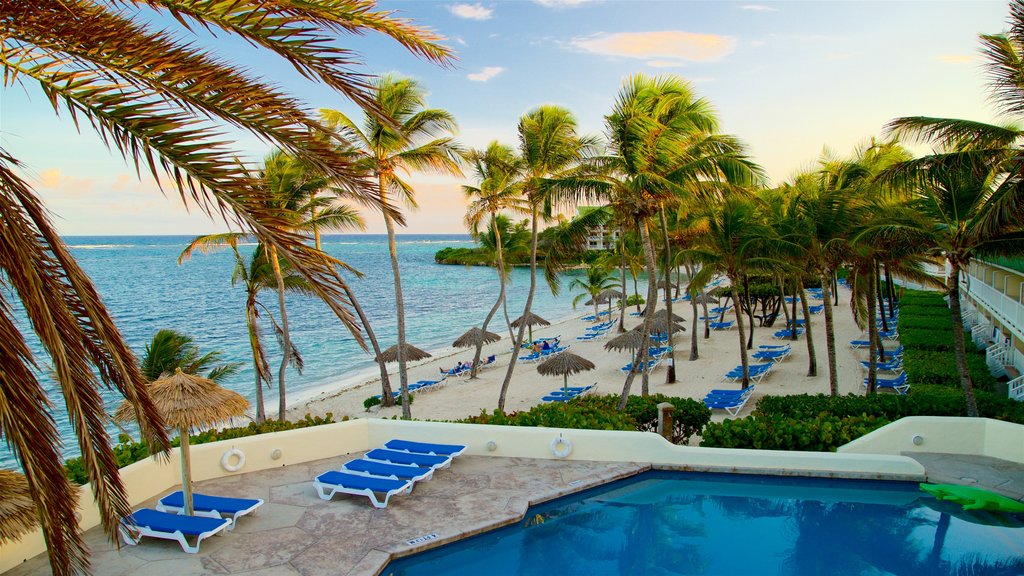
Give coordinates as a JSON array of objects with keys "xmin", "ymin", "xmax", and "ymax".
[{"xmin": 656, "ymin": 402, "xmax": 674, "ymax": 442}]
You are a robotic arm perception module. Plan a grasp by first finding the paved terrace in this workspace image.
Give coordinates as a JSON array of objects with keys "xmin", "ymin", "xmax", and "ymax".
[
  {"xmin": 907, "ymin": 452, "xmax": 1024, "ymax": 502},
  {"xmin": 8, "ymin": 456, "xmax": 645, "ymax": 576}
]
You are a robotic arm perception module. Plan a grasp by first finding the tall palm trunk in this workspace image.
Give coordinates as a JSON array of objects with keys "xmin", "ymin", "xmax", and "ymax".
[
  {"xmin": 658, "ymin": 210, "xmax": 676, "ymax": 383},
  {"xmin": 731, "ymin": 274, "xmax": 751, "ymax": 389},
  {"xmin": 701, "ymin": 296, "xmax": 711, "ymax": 339},
  {"xmin": 268, "ymin": 244, "xmax": 291, "ymax": 421},
  {"xmin": 380, "ymin": 178, "xmax": 411, "ymax": 419},
  {"xmin": 618, "ymin": 227, "xmax": 628, "ymax": 333},
  {"xmin": 820, "ymin": 271, "xmax": 839, "ymax": 396},
  {"xmin": 686, "ymin": 264, "xmax": 698, "ymax": 361},
  {"xmin": 315, "ymin": 229, "xmax": 395, "ymax": 406},
  {"xmin": 877, "ymin": 264, "xmax": 889, "ymax": 333},
  {"xmin": 743, "ymin": 275, "xmax": 755, "ymax": 349},
  {"xmin": 245, "ymin": 301, "xmax": 266, "ymax": 422},
  {"xmin": 866, "ymin": 266, "xmax": 879, "ymax": 394},
  {"xmin": 777, "ymin": 276, "xmax": 791, "ymax": 328},
  {"xmin": 471, "ymin": 216, "xmax": 507, "ymax": 379},
  {"xmin": 498, "ymin": 203, "xmax": 539, "ymax": 411},
  {"xmin": 790, "ymin": 279, "xmax": 799, "ymax": 342},
  {"xmin": 948, "ymin": 259, "xmax": 980, "ymax": 417},
  {"xmin": 884, "ymin": 264, "xmax": 896, "ymax": 313},
  {"xmin": 618, "ymin": 219, "xmax": 658, "ymax": 408},
  {"xmin": 797, "ymin": 278, "xmax": 817, "ymax": 377}
]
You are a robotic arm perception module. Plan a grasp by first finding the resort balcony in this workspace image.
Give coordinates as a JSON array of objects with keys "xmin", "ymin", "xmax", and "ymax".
[{"xmin": 961, "ymin": 259, "xmax": 1024, "ymax": 401}]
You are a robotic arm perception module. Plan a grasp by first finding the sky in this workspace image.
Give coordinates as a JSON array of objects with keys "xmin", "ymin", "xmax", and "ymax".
[{"xmin": 1, "ymin": 0, "xmax": 1012, "ymax": 235}]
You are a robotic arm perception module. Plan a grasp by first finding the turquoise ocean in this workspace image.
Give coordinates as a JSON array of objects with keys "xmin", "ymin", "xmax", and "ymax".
[{"xmin": 2, "ymin": 234, "xmax": 583, "ymax": 470}]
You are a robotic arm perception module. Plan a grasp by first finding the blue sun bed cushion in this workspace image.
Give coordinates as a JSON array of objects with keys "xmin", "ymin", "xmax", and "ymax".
[
  {"xmin": 119, "ymin": 508, "xmax": 230, "ymax": 554},
  {"xmin": 342, "ymin": 459, "xmax": 434, "ymax": 482},
  {"xmin": 314, "ymin": 471, "xmax": 412, "ymax": 509},
  {"xmin": 384, "ymin": 439, "xmax": 467, "ymax": 458},
  {"xmin": 364, "ymin": 448, "xmax": 452, "ymax": 469},
  {"xmin": 156, "ymin": 491, "xmax": 263, "ymax": 531}
]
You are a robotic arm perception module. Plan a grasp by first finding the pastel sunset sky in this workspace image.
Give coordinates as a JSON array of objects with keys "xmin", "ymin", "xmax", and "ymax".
[{"xmin": 2, "ymin": 0, "xmax": 1010, "ymax": 235}]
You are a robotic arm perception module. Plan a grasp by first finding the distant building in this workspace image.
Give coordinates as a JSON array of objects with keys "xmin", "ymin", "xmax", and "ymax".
[{"xmin": 576, "ymin": 206, "xmax": 618, "ymax": 251}]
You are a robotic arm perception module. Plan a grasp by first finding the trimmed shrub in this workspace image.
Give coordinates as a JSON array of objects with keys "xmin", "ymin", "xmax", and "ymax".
[
  {"xmin": 902, "ymin": 350, "xmax": 998, "ymax": 392},
  {"xmin": 900, "ymin": 331, "xmax": 956, "ymax": 352},
  {"xmin": 575, "ymin": 394, "xmax": 711, "ymax": 444},
  {"xmin": 364, "ymin": 396, "xmax": 382, "ymax": 410},
  {"xmin": 700, "ymin": 414, "xmax": 890, "ymax": 451}
]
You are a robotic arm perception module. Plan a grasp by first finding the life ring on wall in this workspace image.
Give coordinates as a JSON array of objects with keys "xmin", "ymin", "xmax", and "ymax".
[
  {"xmin": 221, "ymin": 448, "xmax": 245, "ymax": 472},
  {"xmin": 550, "ymin": 436, "xmax": 573, "ymax": 459}
]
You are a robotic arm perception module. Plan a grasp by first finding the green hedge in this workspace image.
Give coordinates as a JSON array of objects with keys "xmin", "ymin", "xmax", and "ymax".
[
  {"xmin": 898, "ymin": 292, "xmax": 949, "ymax": 307},
  {"xmin": 64, "ymin": 414, "xmax": 337, "ymax": 485},
  {"xmin": 700, "ymin": 414, "xmax": 890, "ymax": 451},
  {"xmin": 458, "ymin": 394, "xmax": 711, "ymax": 445},
  {"xmin": 902, "ymin": 350, "xmax": 998, "ymax": 392}
]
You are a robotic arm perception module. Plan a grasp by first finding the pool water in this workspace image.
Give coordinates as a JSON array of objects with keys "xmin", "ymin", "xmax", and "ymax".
[{"xmin": 383, "ymin": 471, "xmax": 1024, "ymax": 576}]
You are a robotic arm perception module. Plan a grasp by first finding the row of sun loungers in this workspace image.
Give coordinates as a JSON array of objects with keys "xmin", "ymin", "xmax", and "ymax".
[
  {"xmin": 703, "ymin": 385, "xmax": 756, "ymax": 416},
  {"xmin": 314, "ymin": 439, "xmax": 467, "ymax": 508},
  {"xmin": 440, "ymin": 355, "xmax": 497, "ymax": 378},
  {"xmin": 576, "ymin": 321, "xmax": 614, "ymax": 341},
  {"xmin": 581, "ymin": 310, "xmax": 612, "ymax": 322},
  {"xmin": 542, "ymin": 384, "xmax": 596, "ymax": 403},
  {"xmin": 773, "ymin": 327, "xmax": 804, "ymax": 339},
  {"xmin": 519, "ymin": 344, "xmax": 569, "ymax": 362},
  {"xmin": 120, "ymin": 493, "xmax": 264, "ymax": 553}
]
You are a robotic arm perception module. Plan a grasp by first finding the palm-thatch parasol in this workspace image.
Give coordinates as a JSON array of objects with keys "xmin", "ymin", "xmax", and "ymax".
[
  {"xmin": 648, "ymin": 308, "xmax": 686, "ymax": 322},
  {"xmin": 537, "ymin": 351, "xmax": 596, "ymax": 395},
  {"xmin": 375, "ymin": 343, "xmax": 433, "ymax": 363},
  {"xmin": 693, "ymin": 293, "xmax": 720, "ymax": 305},
  {"xmin": 452, "ymin": 327, "xmax": 501, "ymax": 349},
  {"xmin": 511, "ymin": 311, "xmax": 551, "ymax": 341},
  {"xmin": 657, "ymin": 279, "xmax": 678, "ymax": 291},
  {"xmin": 649, "ymin": 316, "xmax": 686, "ymax": 334},
  {"xmin": 0, "ymin": 470, "xmax": 36, "ymax": 543},
  {"xmin": 114, "ymin": 368, "xmax": 248, "ymax": 516},
  {"xmin": 605, "ymin": 329, "xmax": 649, "ymax": 352}
]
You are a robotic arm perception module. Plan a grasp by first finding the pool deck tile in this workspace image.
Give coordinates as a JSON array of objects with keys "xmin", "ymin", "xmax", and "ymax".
[
  {"xmin": 905, "ymin": 452, "xmax": 1024, "ymax": 501},
  {"xmin": 5, "ymin": 455, "xmax": 646, "ymax": 576}
]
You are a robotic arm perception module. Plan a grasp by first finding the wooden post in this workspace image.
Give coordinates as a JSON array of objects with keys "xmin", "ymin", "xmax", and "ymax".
[{"xmin": 656, "ymin": 402, "xmax": 674, "ymax": 442}]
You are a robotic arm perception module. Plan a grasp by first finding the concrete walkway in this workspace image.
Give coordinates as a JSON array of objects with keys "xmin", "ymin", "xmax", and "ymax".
[
  {"xmin": 7, "ymin": 456, "xmax": 645, "ymax": 576},
  {"xmin": 905, "ymin": 452, "xmax": 1024, "ymax": 502}
]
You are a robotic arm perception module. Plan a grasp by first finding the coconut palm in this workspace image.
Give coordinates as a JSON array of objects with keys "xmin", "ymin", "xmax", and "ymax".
[
  {"xmin": 495, "ymin": 105, "xmax": 599, "ymax": 412},
  {"xmin": 570, "ymin": 265, "xmax": 620, "ymax": 322},
  {"xmin": 463, "ymin": 143, "xmax": 527, "ymax": 377},
  {"xmin": 321, "ymin": 75, "xmax": 462, "ymax": 418},
  {"xmin": 2, "ymin": 4, "xmax": 450, "ymax": 573},
  {"xmin": 140, "ymin": 329, "xmax": 241, "ymax": 385}
]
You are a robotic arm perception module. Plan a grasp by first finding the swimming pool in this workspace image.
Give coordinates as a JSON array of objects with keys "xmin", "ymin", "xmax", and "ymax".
[{"xmin": 383, "ymin": 471, "xmax": 1024, "ymax": 575}]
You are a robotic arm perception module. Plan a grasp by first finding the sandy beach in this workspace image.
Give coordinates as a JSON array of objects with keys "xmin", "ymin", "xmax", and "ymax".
[{"xmin": 287, "ymin": 283, "xmax": 883, "ymax": 427}]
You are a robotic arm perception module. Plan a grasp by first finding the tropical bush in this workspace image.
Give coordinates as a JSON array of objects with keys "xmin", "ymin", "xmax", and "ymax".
[
  {"xmin": 902, "ymin": 350, "xmax": 999, "ymax": 392},
  {"xmin": 700, "ymin": 414, "xmax": 890, "ymax": 451},
  {"xmin": 64, "ymin": 414, "xmax": 336, "ymax": 485}
]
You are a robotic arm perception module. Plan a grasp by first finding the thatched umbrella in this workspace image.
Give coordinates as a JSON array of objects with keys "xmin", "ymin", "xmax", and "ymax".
[
  {"xmin": 649, "ymin": 316, "xmax": 686, "ymax": 335},
  {"xmin": 648, "ymin": 308, "xmax": 686, "ymax": 322},
  {"xmin": 0, "ymin": 470, "xmax": 36, "ymax": 543},
  {"xmin": 693, "ymin": 293, "xmax": 720, "ymax": 305},
  {"xmin": 511, "ymin": 311, "xmax": 551, "ymax": 341},
  {"xmin": 537, "ymin": 351, "xmax": 596, "ymax": 395},
  {"xmin": 375, "ymin": 343, "xmax": 432, "ymax": 363},
  {"xmin": 452, "ymin": 327, "xmax": 501, "ymax": 349},
  {"xmin": 605, "ymin": 329, "xmax": 649, "ymax": 352},
  {"xmin": 114, "ymin": 368, "xmax": 248, "ymax": 516}
]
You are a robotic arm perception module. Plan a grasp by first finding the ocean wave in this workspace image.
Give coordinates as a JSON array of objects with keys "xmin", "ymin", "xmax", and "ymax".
[
  {"xmin": 398, "ymin": 240, "xmax": 473, "ymax": 245},
  {"xmin": 68, "ymin": 244, "xmax": 134, "ymax": 249}
]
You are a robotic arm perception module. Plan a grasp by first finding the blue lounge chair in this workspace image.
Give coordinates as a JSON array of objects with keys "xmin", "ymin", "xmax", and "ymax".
[
  {"xmin": 787, "ymin": 318, "xmax": 806, "ymax": 327},
  {"xmin": 808, "ymin": 305, "xmax": 824, "ymax": 314},
  {"xmin": 752, "ymin": 348, "xmax": 790, "ymax": 362},
  {"xmin": 313, "ymin": 471, "xmax": 412, "ymax": 508},
  {"xmin": 384, "ymin": 439, "xmax": 467, "ymax": 458},
  {"xmin": 877, "ymin": 345, "xmax": 904, "ymax": 360},
  {"xmin": 862, "ymin": 372, "xmax": 910, "ymax": 394},
  {"xmin": 704, "ymin": 391, "xmax": 754, "ymax": 416},
  {"xmin": 705, "ymin": 385, "xmax": 755, "ymax": 399},
  {"xmin": 119, "ymin": 508, "xmax": 230, "ymax": 553},
  {"xmin": 156, "ymin": 491, "xmax": 263, "ymax": 531},
  {"xmin": 758, "ymin": 344, "xmax": 789, "ymax": 350},
  {"xmin": 878, "ymin": 329, "xmax": 899, "ymax": 340},
  {"xmin": 724, "ymin": 362, "xmax": 772, "ymax": 383},
  {"xmin": 542, "ymin": 395, "xmax": 574, "ymax": 402},
  {"xmin": 773, "ymin": 328, "xmax": 803, "ymax": 339},
  {"xmin": 859, "ymin": 358, "xmax": 904, "ymax": 373},
  {"xmin": 620, "ymin": 359, "xmax": 660, "ymax": 373},
  {"xmin": 342, "ymin": 459, "xmax": 434, "ymax": 482},
  {"xmin": 364, "ymin": 448, "xmax": 452, "ymax": 469},
  {"xmin": 710, "ymin": 321, "xmax": 734, "ymax": 330},
  {"xmin": 518, "ymin": 352, "xmax": 541, "ymax": 362}
]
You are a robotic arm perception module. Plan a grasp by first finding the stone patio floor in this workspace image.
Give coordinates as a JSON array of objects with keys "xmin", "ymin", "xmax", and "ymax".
[
  {"xmin": 905, "ymin": 452, "xmax": 1024, "ymax": 502},
  {"xmin": 7, "ymin": 455, "xmax": 646, "ymax": 576}
]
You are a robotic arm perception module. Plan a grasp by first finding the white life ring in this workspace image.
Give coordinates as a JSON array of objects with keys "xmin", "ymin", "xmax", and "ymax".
[
  {"xmin": 550, "ymin": 436, "xmax": 573, "ymax": 459},
  {"xmin": 221, "ymin": 448, "xmax": 245, "ymax": 472}
]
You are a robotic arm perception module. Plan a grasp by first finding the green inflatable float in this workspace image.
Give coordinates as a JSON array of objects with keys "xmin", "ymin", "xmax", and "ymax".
[{"xmin": 920, "ymin": 483, "xmax": 1024, "ymax": 513}]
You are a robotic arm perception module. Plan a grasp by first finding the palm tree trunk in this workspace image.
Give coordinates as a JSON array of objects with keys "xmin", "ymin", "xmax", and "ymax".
[
  {"xmin": 884, "ymin": 264, "xmax": 896, "ymax": 313},
  {"xmin": 866, "ymin": 266, "xmax": 879, "ymax": 394},
  {"xmin": 877, "ymin": 264, "xmax": 889, "ymax": 333},
  {"xmin": 472, "ymin": 217, "xmax": 506, "ymax": 379},
  {"xmin": 701, "ymin": 296, "xmax": 710, "ymax": 339},
  {"xmin": 658, "ymin": 210, "xmax": 676, "ymax": 384},
  {"xmin": 498, "ymin": 204, "xmax": 539, "ymax": 412},
  {"xmin": 245, "ymin": 303, "xmax": 266, "ymax": 422},
  {"xmin": 618, "ymin": 227, "xmax": 628, "ymax": 333},
  {"xmin": 686, "ymin": 264, "xmax": 698, "ymax": 361},
  {"xmin": 317, "ymin": 231, "xmax": 395, "ymax": 407},
  {"xmin": 269, "ymin": 245, "xmax": 291, "ymax": 421},
  {"xmin": 777, "ymin": 276, "xmax": 791, "ymax": 328},
  {"xmin": 743, "ymin": 275, "xmax": 754, "ymax": 349},
  {"xmin": 790, "ymin": 279, "xmax": 799, "ymax": 342},
  {"xmin": 632, "ymin": 274, "xmax": 641, "ymax": 311},
  {"xmin": 820, "ymin": 272, "xmax": 839, "ymax": 396},
  {"xmin": 380, "ymin": 177, "xmax": 411, "ymax": 419},
  {"xmin": 731, "ymin": 274, "xmax": 750, "ymax": 389},
  {"xmin": 948, "ymin": 259, "xmax": 980, "ymax": 417},
  {"xmin": 797, "ymin": 278, "xmax": 817, "ymax": 377},
  {"xmin": 618, "ymin": 219, "xmax": 658, "ymax": 408}
]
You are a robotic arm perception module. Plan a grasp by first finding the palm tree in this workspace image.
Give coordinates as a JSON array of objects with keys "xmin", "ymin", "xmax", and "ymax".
[
  {"xmin": 3, "ymin": 4, "xmax": 450, "ymax": 572},
  {"xmin": 494, "ymin": 105, "xmax": 597, "ymax": 412},
  {"xmin": 570, "ymin": 265, "xmax": 620, "ymax": 322},
  {"xmin": 140, "ymin": 329, "xmax": 241, "ymax": 384},
  {"xmin": 321, "ymin": 75, "xmax": 462, "ymax": 419},
  {"xmin": 463, "ymin": 142, "xmax": 527, "ymax": 378}
]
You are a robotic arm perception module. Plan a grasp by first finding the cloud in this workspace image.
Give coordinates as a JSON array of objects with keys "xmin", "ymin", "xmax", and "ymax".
[
  {"xmin": 750, "ymin": 40, "xmax": 767, "ymax": 47},
  {"xmin": 741, "ymin": 4, "xmax": 779, "ymax": 12},
  {"xmin": 449, "ymin": 3, "xmax": 492, "ymax": 20},
  {"xmin": 467, "ymin": 66, "xmax": 505, "ymax": 82},
  {"xmin": 938, "ymin": 54, "xmax": 973, "ymax": 64},
  {"xmin": 646, "ymin": 60, "xmax": 685, "ymax": 68},
  {"xmin": 572, "ymin": 31, "xmax": 735, "ymax": 62},
  {"xmin": 824, "ymin": 52, "xmax": 853, "ymax": 61},
  {"xmin": 535, "ymin": 0, "xmax": 593, "ymax": 7},
  {"xmin": 453, "ymin": 35, "xmax": 468, "ymax": 46}
]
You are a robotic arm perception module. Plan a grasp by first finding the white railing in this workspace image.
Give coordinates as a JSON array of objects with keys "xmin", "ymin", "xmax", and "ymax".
[
  {"xmin": 1010, "ymin": 376, "xmax": 1024, "ymax": 402},
  {"xmin": 972, "ymin": 322, "xmax": 992, "ymax": 348},
  {"xmin": 964, "ymin": 277, "xmax": 1024, "ymax": 341},
  {"xmin": 986, "ymin": 343, "xmax": 1008, "ymax": 378}
]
